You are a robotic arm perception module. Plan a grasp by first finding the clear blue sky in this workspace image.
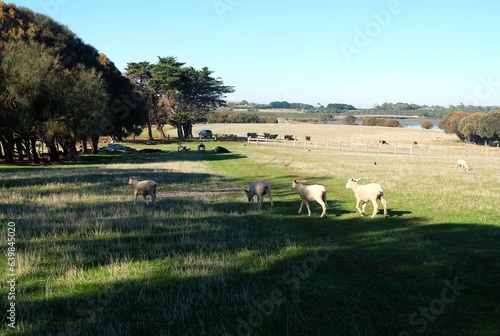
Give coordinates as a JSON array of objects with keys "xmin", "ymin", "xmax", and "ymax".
[{"xmin": 8, "ymin": 0, "xmax": 500, "ymax": 108}]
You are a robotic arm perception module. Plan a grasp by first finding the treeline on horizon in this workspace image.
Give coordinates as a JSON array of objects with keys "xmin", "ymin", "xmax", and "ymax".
[{"xmin": 226, "ymin": 100, "xmax": 500, "ymax": 118}]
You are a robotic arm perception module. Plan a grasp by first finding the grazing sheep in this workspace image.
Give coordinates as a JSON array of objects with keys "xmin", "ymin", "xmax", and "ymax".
[
  {"xmin": 345, "ymin": 178, "xmax": 387, "ymax": 218},
  {"xmin": 291, "ymin": 180, "xmax": 327, "ymax": 218},
  {"xmin": 213, "ymin": 146, "xmax": 230, "ymax": 153},
  {"xmin": 128, "ymin": 177, "xmax": 157, "ymax": 206},
  {"xmin": 244, "ymin": 180, "xmax": 274, "ymax": 209},
  {"xmin": 456, "ymin": 159, "xmax": 469, "ymax": 171}
]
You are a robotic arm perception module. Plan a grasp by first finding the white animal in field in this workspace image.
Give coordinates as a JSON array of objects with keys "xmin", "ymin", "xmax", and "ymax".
[
  {"xmin": 128, "ymin": 177, "xmax": 157, "ymax": 206},
  {"xmin": 456, "ymin": 159, "xmax": 469, "ymax": 171},
  {"xmin": 291, "ymin": 180, "xmax": 327, "ymax": 218},
  {"xmin": 345, "ymin": 178, "xmax": 388, "ymax": 218},
  {"xmin": 245, "ymin": 180, "xmax": 274, "ymax": 209}
]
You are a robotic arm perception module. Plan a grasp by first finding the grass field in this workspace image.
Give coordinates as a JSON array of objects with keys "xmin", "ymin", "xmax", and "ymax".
[
  {"xmin": 1, "ymin": 126, "xmax": 499, "ymax": 335},
  {"xmin": 158, "ymin": 123, "xmax": 459, "ymax": 146}
]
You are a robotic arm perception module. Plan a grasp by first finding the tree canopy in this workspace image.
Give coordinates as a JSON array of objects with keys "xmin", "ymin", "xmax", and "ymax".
[
  {"xmin": 440, "ymin": 111, "xmax": 500, "ymax": 145},
  {"xmin": 0, "ymin": 3, "xmax": 146, "ymax": 163},
  {"xmin": 126, "ymin": 57, "xmax": 234, "ymax": 141}
]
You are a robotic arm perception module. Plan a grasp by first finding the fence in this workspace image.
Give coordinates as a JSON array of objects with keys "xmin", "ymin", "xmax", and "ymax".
[{"xmin": 247, "ymin": 137, "xmax": 500, "ymax": 159}]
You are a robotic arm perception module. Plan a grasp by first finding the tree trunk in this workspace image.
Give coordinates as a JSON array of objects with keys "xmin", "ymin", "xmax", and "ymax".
[
  {"xmin": 82, "ymin": 138, "xmax": 89, "ymax": 153},
  {"xmin": 65, "ymin": 140, "xmax": 78, "ymax": 161},
  {"xmin": 0, "ymin": 136, "xmax": 15, "ymax": 163},
  {"xmin": 147, "ymin": 118, "xmax": 154, "ymax": 141},
  {"xmin": 176, "ymin": 124, "xmax": 184, "ymax": 142},
  {"xmin": 182, "ymin": 120, "xmax": 193, "ymax": 140},
  {"xmin": 16, "ymin": 138, "xmax": 24, "ymax": 161},
  {"xmin": 30, "ymin": 137, "xmax": 39, "ymax": 164},
  {"xmin": 91, "ymin": 135, "xmax": 99, "ymax": 154},
  {"xmin": 46, "ymin": 139, "xmax": 60, "ymax": 162}
]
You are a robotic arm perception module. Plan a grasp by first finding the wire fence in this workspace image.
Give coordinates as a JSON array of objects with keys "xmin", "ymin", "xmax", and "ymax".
[{"xmin": 247, "ymin": 137, "xmax": 500, "ymax": 159}]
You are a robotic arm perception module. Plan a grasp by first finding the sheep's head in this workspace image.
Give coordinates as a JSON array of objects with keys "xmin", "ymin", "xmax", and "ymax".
[
  {"xmin": 244, "ymin": 189, "xmax": 252, "ymax": 202},
  {"xmin": 291, "ymin": 180, "xmax": 301, "ymax": 189},
  {"xmin": 128, "ymin": 177, "xmax": 138, "ymax": 185},
  {"xmin": 345, "ymin": 178, "xmax": 360, "ymax": 189}
]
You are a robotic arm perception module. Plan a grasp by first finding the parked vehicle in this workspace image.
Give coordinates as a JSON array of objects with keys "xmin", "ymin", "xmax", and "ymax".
[{"xmin": 199, "ymin": 129, "xmax": 213, "ymax": 138}]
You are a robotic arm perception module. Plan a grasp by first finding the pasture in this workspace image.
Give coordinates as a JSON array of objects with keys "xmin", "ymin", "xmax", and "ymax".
[{"xmin": 1, "ymin": 126, "xmax": 499, "ymax": 335}]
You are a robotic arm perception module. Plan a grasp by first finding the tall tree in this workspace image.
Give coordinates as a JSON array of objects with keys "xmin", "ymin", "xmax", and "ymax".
[
  {"xmin": 126, "ymin": 61, "xmax": 162, "ymax": 140},
  {"xmin": 148, "ymin": 57, "xmax": 234, "ymax": 141},
  {"xmin": 0, "ymin": 2, "xmax": 146, "ymax": 161}
]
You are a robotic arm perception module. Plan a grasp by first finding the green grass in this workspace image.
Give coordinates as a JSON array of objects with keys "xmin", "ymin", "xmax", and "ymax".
[{"xmin": 1, "ymin": 140, "xmax": 499, "ymax": 335}]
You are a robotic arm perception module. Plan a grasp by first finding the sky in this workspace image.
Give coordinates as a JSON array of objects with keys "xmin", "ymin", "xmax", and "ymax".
[{"xmin": 7, "ymin": 0, "xmax": 500, "ymax": 108}]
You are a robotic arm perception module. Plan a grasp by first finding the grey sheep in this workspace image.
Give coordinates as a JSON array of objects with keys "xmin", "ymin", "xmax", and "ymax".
[{"xmin": 244, "ymin": 180, "xmax": 274, "ymax": 210}]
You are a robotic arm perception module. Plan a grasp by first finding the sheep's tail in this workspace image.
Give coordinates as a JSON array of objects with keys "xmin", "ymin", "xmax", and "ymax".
[{"xmin": 377, "ymin": 190, "xmax": 384, "ymax": 200}]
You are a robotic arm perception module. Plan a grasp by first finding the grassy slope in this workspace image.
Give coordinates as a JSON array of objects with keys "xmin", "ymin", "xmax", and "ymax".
[{"xmin": 0, "ymin": 139, "xmax": 499, "ymax": 336}]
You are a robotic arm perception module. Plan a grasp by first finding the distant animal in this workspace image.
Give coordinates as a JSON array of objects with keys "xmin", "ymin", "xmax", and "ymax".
[
  {"xmin": 456, "ymin": 159, "xmax": 469, "ymax": 171},
  {"xmin": 244, "ymin": 180, "xmax": 274, "ymax": 210},
  {"xmin": 213, "ymin": 146, "xmax": 230, "ymax": 153},
  {"xmin": 345, "ymin": 178, "xmax": 388, "ymax": 218},
  {"xmin": 374, "ymin": 162, "xmax": 377, "ymax": 165},
  {"xmin": 128, "ymin": 177, "xmax": 157, "ymax": 206},
  {"xmin": 379, "ymin": 140, "xmax": 388, "ymax": 145},
  {"xmin": 291, "ymin": 180, "xmax": 327, "ymax": 218}
]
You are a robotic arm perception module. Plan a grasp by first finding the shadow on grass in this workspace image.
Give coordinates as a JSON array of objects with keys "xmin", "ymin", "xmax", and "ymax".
[
  {"xmin": 5, "ymin": 195, "xmax": 500, "ymax": 335},
  {"xmin": 1, "ymin": 161, "xmax": 499, "ymax": 335}
]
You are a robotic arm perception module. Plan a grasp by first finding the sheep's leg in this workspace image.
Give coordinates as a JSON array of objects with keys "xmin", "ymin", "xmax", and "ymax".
[
  {"xmin": 317, "ymin": 199, "xmax": 327, "ymax": 218},
  {"xmin": 370, "ymin": 199, "xmax": 379, "ymax": 218},
  {"xmin": 257, "ymin": 195, "xmax": 263, "ymax": 210},
  {"xmin": 134, "ymin": 193, "xmax": 138, "ymax": 205},
  {"xmin": 298, "ymin": 200, "xmax": 305, "ymax": 214},
  {"xmin": 380, "ymin": 196, "xmax": 387, "ymax": 217},
  {"xmin": 356, "ymin": 199, "xmax": 364, "ymax": 216},
  {"xmin": 268, "ymin": 191, "xmax": 274, "ymax": 209},
  {"xmin": 304, "ymin": 201, "xmax": 312, "ymax": 217}
]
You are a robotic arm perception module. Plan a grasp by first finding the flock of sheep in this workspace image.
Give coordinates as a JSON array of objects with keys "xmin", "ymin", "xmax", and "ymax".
[{"xmin": 128, "ymin": 158, "xmax": 470, "ymax": 218}]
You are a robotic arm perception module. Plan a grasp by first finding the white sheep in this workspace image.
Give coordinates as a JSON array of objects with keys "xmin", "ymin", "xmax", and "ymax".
[
  {"xmin": 244, "ymin": 180, "xmax": 274, "ymax": 209},
  {"xmin": 128, "ymin": 177, "xmax": 157, "ymax": 206},
  {"xmin": 456, "ymin": 159, "xmax": 469, "ymax": 171},
  {"xmin": 345, "ymin": 178, "xmax": 387, "ymax": 218},
  {"xmin": 291, "ymin": 180, "xmax": 327, "ymax": 218}
]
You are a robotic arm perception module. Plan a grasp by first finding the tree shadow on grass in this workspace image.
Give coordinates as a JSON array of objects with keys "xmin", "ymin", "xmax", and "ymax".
[
  {"xmin": 2, "ymin": 165, "xmax": 499, "ymax": 335},
  {"xmin": 7, "ymin": 190, "xmax": 500, "ymax": 336}
]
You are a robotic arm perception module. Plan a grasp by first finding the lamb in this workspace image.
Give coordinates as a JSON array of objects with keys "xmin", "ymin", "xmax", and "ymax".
[
  {"xmin": 244, "ymin": 180, "xmax": 274, "ymax": 209},
  {"xmin": 291, "ymin": 180, "xmax": 327, "ymax": 218},
  {"xmin": 128, "ymin": 177, "xmax": 157, "ymax": 206},
  {"xmin": 456, "ymin": 159, "xmax": 469, "ymax": 171},
  {"xmin": 345, "ymin": 178, "xmax": 387, "ymax": 218}
]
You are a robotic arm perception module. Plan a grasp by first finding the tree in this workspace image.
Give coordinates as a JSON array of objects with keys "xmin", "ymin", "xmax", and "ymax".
[
  {"xmin": 0, "ymin": 3, "xmax": 146, "ymax": 162},
  {"xmin": 343, "ymin": 115, "xmax": 356, "ymax": 125},
  {"xmin": 421, "ymin": 121, "xmax": 434, "ymax": 129},
  {"xmin": 439, "ymin": 112, "xmax": 469, "ymax": 141},
  {"xmin": 474, "ymin": 111, "xmax": 500, "ymax": 145},
  {"xmin": 144, "ymin": 56, "xmax": 234, "ymax": 141},
  {"xmin": 125, "ymin": 61, "xmax": 159, "ymax": 140}
]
